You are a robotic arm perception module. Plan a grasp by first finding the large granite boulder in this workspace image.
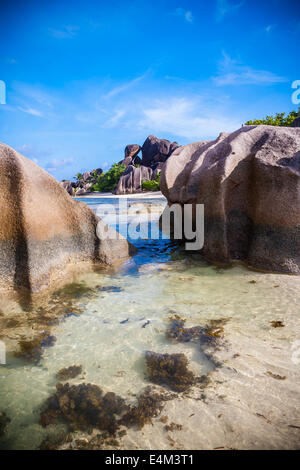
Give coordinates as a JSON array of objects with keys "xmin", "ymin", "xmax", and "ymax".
[
  {"xmin": 121, "ymin": 156, "xmax": 133, "ymax": 167},
  {"xmin": 0, "ymin": 143, "xmax": 133, "ymax": 294},
  {"xmin": 160, "ymin": 125, "xmax": 300, "ymax": 274},
  {"xmin": 75, "ymin": 187, "xmax": 88, "ymax": 196},
  {"xmin": 121, "ymin": 145, "xmax": 141, "ymax": 166},
  {"xmin": 83, "ymin": 171, "xmax": 90, "ymax": 182},
  {"xmin": 141, "ymin": 136, "xmax": 179, "ymax": 167},
  {"xmin": 133, "ymin": 155, "xmax": 142, "ymax": 166},
  {"xmin": 124, "ymin": 144, "xmax": 141, "ymax": 159},
  {"xmin": 115, "ymin": 165, "xmax": 154, "ymax": 194}
]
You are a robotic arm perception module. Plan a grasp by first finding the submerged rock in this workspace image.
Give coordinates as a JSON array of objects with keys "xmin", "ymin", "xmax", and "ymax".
[
  {"xmin": 0, "ymin": 143, "xmax": 133, "ymax": 294},
  {"xmin": 160, "ymin": 125, "xmax": 300, "ymax": 274},
  {"xmin": 145, "ymin": 351, "xmax": 196, "ymax": 392}
]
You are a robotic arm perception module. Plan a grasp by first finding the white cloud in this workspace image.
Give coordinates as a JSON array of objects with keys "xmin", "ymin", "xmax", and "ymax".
[
  {"xmin": 216, "ymin": 0, "xmax": 244, "ymax": 22},
  {"xmin": 102, "ymin": 109, "xmax": 126, "ymax": 128},
  {"xmin": 45, "ymin": 157, "xmax": 74, "ymax": 172},
  {"xmin": 17, "ymin": 106, "xmax": 43, "ymax": 117},
  {"xmin": 104, "ymin": 74, "xmax": 147, "ymax": 99},
  {"xmin": 48, "ymin": 25, "xmax": 79, "ymax": 39},
  {"xmin": 16, "ymin": 144, "xmax": 51, "ymax": 159},
  {"xmin": 175, "ymin": 8, "xmax": 194, "ymax": 23},
  {"xmin": 138, "ymin": 97, "xmax": 241, "ymax": 140},
  {"xmin": 213, "ymin": 51, "xmax": 287, "ymax": 85}
]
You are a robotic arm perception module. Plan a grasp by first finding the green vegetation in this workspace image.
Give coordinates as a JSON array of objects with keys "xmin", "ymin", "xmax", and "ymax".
[
  {"xmin": 245, "ymin": 108, "xmax": 300, "ymax": 127},
  {"xmin": 91, "ymin": 163, "xmax": 126, "ymax": 192},
  {"xmin": 74, "ymin": 172, "xmax": 83, "ymax": 181},
  {"xmin": 141, "ymin": 173, "xmax": 160, "ymax": 191}
]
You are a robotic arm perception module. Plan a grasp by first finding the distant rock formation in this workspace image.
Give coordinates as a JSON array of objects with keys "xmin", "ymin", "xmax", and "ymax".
[
  {"xmin": 60, "ymin": 135, "xmax": 180, "ymax": 196},
  {"xmin": 61, "ymin": 180, "xmax": 75, "ymax": 196},
  {"xmin": 124, "ymin": 144, "xmax": 141, "ymax": 159},
  {"xmin": 141, "ymin": 136, "xmax": 179, "ymax": 168},
  {"xmin": 292, "ymin": 116, "xmax": 300, "ymax": 127},
  {"xmin": 115, "ymin": 136, "xmax": 179, "ymax": 194},
  {"xmin": 115, "ymin": 165, "xmax": 154, "ymax": 194},
  {"xmin": 61, "ymin": 168, "xmax": 103, "ymax": 196},
  {"xmin": 160, "ymin": 125, "xmax": 300, "ymax": 274},
  {"xmin": 0, "ymin": 143, "xmax": 133, "ymax": 294}
]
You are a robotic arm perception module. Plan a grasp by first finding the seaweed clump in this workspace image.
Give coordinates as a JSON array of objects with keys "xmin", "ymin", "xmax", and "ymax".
[
  {"xmin": 120, "ymin": 386, "xmax": 171, "ymax": 428},
  {"xmin": 270, "ymin": 321, "xmax": 284, "ymax": 328},
  {"xmin": 145, "ymin": 351, "xmax": 196, "ymax": 392},
  {"xmin": 40, "ymin": 382, "xmax": 128, "ymax": 435},
  {"xmin": 53, "ymin": 282, "xmax": 94, "ymax": 300},
  {"xmin": 166, "ymin": 315, "xmax": 227, "ymax": 346},
  {"xmin": 40, "ymin": 382, "xmax": 172, "ymax": 443},
  {"xmin": 56, "ymin": 365, "xmax": 82, "ymax": 381},
  {"xmin": 15, "ymin": 331, "xmax": 56, "ymax": 362},
  {"xmin": 0, "ymin": 412, "xmax": 10, "ymax": 437},
  {"xmin": 164, "ymin": 422, "xmax": 183, "ymax": 432}
]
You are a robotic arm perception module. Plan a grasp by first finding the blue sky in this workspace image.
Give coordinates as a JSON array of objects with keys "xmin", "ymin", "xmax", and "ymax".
[{"xmin": 0, "ymin": 0, "xmax": 299, "ymax": 180}]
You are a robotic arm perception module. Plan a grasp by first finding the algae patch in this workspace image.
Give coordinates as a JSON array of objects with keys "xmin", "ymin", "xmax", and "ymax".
[
  {"xmin": 15, "ymin": 331, "xmax": 56, "ymax": 362},
  {"xmin": 166, "ymin": 315, "xmax": 228, "ymax": 345},
  {"xmin": 0, "ymin": 412, "xmax": 10, "ymax": 438},
  {"xmin": 40, "ymin": 382, "xmax": 172, "ymax": 439},
  {"xmin": 56, "ymin": 365, "xmax": 83, "ymax": 381},
  {"xmin": 145, "ymin": 351, "xmax": 196, "ymax": 392}
]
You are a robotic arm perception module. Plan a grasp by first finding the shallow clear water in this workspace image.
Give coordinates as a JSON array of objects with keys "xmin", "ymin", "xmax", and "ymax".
[{"xmin": 0, "ymin": 197, "xmax": 300, "ymax": 450}]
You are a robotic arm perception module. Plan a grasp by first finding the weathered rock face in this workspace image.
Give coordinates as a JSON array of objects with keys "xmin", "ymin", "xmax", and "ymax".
[
  {"xmin": 121, "ymin": 156, "xmax": 133, "ymax": 167},
  {"xmin": 124, "ymin": 144, "xmax": 141, "ymax": 159},
  {"xmin": 115, "ymin": 165, "xmax": 154, "ymax": 194},
  {"xmin": 292, "ymin": 116, "xmax": 300, "ymax": 127},
  {"xmin": 76, "ymin": 185, "xmax": 91, "ymax": 196},
  {"xmin": 160, "ymin": 125, "xmax": 300, "ymax": 274},
  {"xmin": 141, "ymin": 136, "xmax": 179, "ymax": 168},
  {"xmin": 121, "ymin": 145, "xmax": 142, "ymax": 166},
  {"xmin": 0, "ymin": 143, "xmax": 133, "ymax": 294}
]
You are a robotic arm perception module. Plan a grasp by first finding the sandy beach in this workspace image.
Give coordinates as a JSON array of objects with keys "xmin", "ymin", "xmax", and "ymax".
[{"xmin": 74, "ymin": 191, "xmax": 166, "ymax": 199}]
